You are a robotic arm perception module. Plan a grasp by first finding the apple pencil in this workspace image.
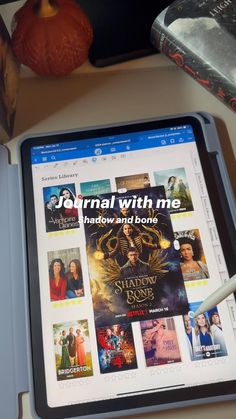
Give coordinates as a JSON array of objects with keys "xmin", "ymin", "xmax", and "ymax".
[{"xmin": 194, "ymin": 273, "xmax": 236, "ymax": 317}]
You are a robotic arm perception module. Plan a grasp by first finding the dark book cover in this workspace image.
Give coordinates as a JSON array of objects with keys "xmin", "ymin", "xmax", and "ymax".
[
  {"xmin": 82, "ymin": 186, "xmax": 189, "ymax": 327},
  {"xmin": 0, "ymin": 14, "xmax": 20, "ymax": 143},
  {"xmin": 151, "ymin": 0, "xmax": 236, "ymax": 113}
]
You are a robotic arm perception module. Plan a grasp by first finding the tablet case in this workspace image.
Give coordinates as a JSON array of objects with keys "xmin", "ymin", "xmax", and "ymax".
[
  {"xmin": 1, "ymin": 112, "xmax": 236, "ymax": 419},
  {"xmin": 0, "ymin": 146, "xmax": 29, "ymax": 419}
]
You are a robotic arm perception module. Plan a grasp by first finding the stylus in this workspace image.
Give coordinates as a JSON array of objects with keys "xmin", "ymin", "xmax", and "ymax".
[{"xmin": 194, "ymin": 273, "xmax": 236, "ymax": 317}]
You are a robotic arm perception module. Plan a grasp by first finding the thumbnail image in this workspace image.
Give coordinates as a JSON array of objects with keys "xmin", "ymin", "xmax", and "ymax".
[
  {"xmin": 48, "ymin": 248, "xmax": 84, "ymax": 302},
  {"xmin": 43, "ymin": 183, "xmax": 79, "ymax": 232},
  {"xmin": 183, "ymin": 303, "xmax": 227, "ymax": 361},
  {"xmin": 115, "ymin": 173, "xmax": 151, "ymax": 191},
  {"xmin": 80, "ymin": 179, "xmax": 111, "ymax": 197},
  {"xmin": 154, "ymin": 167, "xmax": 194, "ymax": 213},
  {"xmin": 53, "ymin": 320, "xmax": 93, "ymax": 380},
  {"xmin": 174, "ymin": 229, "xmax": 209, "ymax": 282},
  {"xmin": 83, "ymin": 186, "xmax": 189, "ymax": 327},
  {"xmin": 140, "ymin": 317, "xmax": 181, "ymax": 366},
  {"xmin": 96, "ymin": 323, "xmax": 137, "ymax": 373}
]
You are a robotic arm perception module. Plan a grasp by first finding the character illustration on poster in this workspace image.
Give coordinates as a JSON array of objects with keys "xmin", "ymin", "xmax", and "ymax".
[
  {"xmin": 80, "ymin": 179, "xmax": 111, "ymax": 197},
  {"xmin": 183, "ymin": 303, "xmax": 227, "ymax": 361},
  {"xmin": 154, "ymin": 167, "xmax": 193, "ymax": 213},
  {"xmin": 83, "ymin": 186, "xmax": 189, "ymax": 327},
  {"xmin": 174, "ymin": 229, "xmax": 209, "ymax": 281},
  {"xmin": 43, "ymin": 183, "xmax": 79, "ymax": 232},
  {"xmin": 53, "ymin": 320, "xmax": 93, "ymax": 380},
  {"xmin": 48, "ymin": 247, "xmax": 84, "ymax": 301},
  {"xmin": 96, "ymin": 323, "xmax": 137, "ymax": 373},
  {"xmin": 116, "ymin": 173, "xmax": 151, "ymax": 191},
  {"xmin": 141, "ymin": 317, "xmax": 181, "ymax": 366}
]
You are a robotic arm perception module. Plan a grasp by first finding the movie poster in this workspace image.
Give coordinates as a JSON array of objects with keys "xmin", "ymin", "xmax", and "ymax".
[
  {"xmin": 183, "ymin": 303, "xmax": 227, "ymax": 361},
  {"xmin": 96, "ymin": 323, "xmax": 137, "ymax": 373},
  {"xmin": 43, "ymin": 183, "xmax": 79, "ymax": 232},
  {"xmin": 116, "ymin": 173, "xmax": 151, "ymax": 191},
  {"xmin": 154, "ymin": 167, "xmax": 193, "ymax": 213},
  {"xmin": 140, "ymin": 317, "xmax": 181, "ymax": 366},
  {"xmin": 174, "ymin": 229, "xmax": 209, "ymax": 281},
  {"xmin": 53, "ymin": 320, "xmax": 93, "ymax": 380},
  {"xmin": 80, "ymin": 179, "xmax": 111, "ymax": 196},
  {"xmin": 83, "ymin": 186, "xmax": 189, "ymax": 326},
  {"xmin": 48, "ymin": 247, "xmax": 84, "ymax": 302}
]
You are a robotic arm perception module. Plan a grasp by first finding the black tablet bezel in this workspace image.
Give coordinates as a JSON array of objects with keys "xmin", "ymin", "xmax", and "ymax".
[{"xmin": 20, "ymin": 115, "xmax": 236, "ymax": 419}]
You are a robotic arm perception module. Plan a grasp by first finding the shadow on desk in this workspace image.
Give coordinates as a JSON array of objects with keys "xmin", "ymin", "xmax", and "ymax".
[{"xmin": 13, "ymin": 67, "xmax": 193, "ymax": 138}]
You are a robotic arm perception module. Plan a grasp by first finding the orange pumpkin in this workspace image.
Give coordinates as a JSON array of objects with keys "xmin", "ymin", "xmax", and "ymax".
[{"xmin": 11, "ymin": 0, "xmax": 93, "ymax": 76}]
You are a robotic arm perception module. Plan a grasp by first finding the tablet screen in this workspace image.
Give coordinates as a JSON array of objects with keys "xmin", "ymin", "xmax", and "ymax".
[{"xmin": 25, "ymin": 118, "xmax": 236, "ymax": 414}]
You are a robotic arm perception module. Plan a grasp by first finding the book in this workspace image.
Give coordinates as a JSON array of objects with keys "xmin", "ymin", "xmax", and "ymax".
[
  {"xmin": 151, "ymin": 0, "xmax": 236, "ymax": 113},
  {"xmin": 0, "ymin": 14, "xmax": 20, "ymax": 143}
]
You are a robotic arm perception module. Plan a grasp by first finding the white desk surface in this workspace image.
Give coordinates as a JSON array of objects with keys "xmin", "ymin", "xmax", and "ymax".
[
  {"xmin": 9, "ymin": 55, "xmax": 236, "ymax": 193},
  {"xmin": 2, "ymin": 4, "xmax": 236, "ymax": 418}
]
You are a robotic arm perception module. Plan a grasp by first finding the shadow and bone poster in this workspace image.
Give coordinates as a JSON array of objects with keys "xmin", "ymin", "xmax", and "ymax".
[{"xmin": 83, "ymin": 186, "xmax": 189, "ymax": 326}]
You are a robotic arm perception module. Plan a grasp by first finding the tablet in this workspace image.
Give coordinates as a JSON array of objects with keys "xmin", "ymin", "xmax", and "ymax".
[{"xmin": 20, "ymin": 114, "xmax": 236, "ymax": 418}]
